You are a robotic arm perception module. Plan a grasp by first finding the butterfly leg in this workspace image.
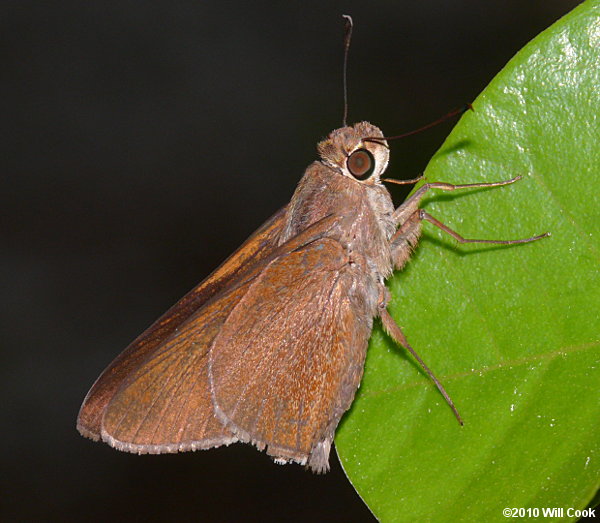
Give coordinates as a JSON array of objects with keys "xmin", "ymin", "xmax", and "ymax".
[
  {"xmin": 390, "ymin": 211, "xmax": 422, "ymax": 270},
  {"xmin": 392, "ymin": 175, "xmax": 525, "ymax": 225},
  {"xmin": 375, "ymin": 284, "xmax": 462, "ymax": 423},
  {"xmin": 390, "ymin": 175, "xmax": 549, "ymax": 268},
  {"xmin": 418, "ymin": 211, "xmax": 549, "ymax": 245},
  {"xmin": 377, "ymin": 301, "xmax": 464, "ymax": 425}
]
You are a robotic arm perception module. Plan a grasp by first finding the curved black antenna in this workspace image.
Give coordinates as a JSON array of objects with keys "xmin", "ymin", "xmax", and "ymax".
[
  {"xmin": 342, "ymin": 15, "xmax": 353, "ymax": 127},
  {"xmin": 364, "ymin": 104, "xmax": 473, "ymax": 144}
]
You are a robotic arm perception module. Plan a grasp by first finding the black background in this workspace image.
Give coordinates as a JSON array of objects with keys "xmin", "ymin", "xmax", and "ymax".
[{"xmin": 1, "ymin": 2, "xmax": 582, "ymax": 522}]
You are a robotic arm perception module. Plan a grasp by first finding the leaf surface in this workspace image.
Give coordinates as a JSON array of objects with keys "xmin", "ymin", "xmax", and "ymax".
[{"xmin": 336, "ymin": 2, "xmax": 600, "ymax": 520}]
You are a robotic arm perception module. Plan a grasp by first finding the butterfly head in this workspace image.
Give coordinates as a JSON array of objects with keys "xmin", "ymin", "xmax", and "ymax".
[{"xmin": 317, "ymin": 122, "xmax": 389, "ymax": 185}]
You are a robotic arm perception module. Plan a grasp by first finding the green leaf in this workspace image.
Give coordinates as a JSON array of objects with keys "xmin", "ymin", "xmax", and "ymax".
[{"xmin": 335, "ymin": 1, "xmax": 600, "ymax": 521}]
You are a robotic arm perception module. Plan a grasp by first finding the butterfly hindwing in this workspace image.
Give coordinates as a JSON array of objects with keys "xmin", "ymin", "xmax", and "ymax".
[{"xmin": 208, "ymin": 236, "xmax": 374, "ymax": 472}]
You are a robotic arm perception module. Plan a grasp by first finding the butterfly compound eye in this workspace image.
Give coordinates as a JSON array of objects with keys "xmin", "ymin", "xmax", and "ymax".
[{"xmin": 346, "ymin": 148, "xmax": 375, "ymax": 179}]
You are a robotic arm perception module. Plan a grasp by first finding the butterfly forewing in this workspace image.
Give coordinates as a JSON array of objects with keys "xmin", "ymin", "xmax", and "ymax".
[
  {"xmin": 100, "ymin": 282, "xmax": 258, "ymax": 452},
  {"xmin": 77, "ymin": 206, "xmax": 288, "ymax": 441}
]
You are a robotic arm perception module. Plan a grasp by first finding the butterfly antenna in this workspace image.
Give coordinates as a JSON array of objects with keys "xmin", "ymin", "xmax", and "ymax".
[
  {"xmin": 342, "ymin": 14, "xmax": 353, "ymax": 127},
  {"xmin": 364, "ymin": 105, "xmax": 473, "ymax": 144}
]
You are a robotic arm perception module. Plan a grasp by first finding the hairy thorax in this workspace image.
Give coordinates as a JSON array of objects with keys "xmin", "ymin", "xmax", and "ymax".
[{"xmin": 280, "ymin": 161, "xmax": 396, "ymax": 311}]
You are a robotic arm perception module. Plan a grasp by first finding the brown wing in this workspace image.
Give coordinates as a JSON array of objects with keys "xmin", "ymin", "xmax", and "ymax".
[
  {"xmin": 208, "ymin": 237, "xmax": 374, "ymax": 473},
  {"xmin": 100, "ymin": 280, "xmax": 253, "ymax": 452},
  {"xmin": 86, "ymin": 213, "xmax": 345, "ymax": 454},
  {"xmin": 77, "ymin": 206, "xmax": 287, "ymax": 440}
]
